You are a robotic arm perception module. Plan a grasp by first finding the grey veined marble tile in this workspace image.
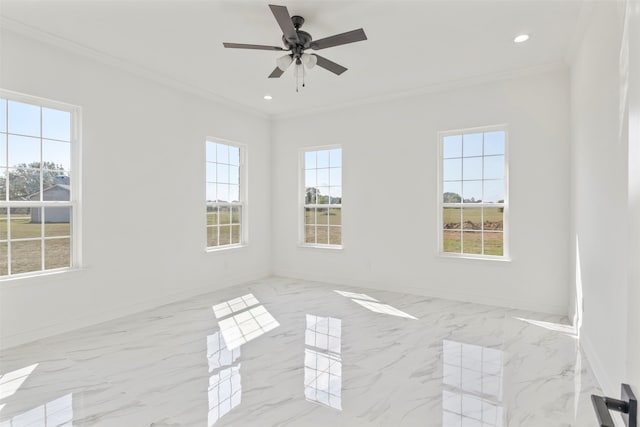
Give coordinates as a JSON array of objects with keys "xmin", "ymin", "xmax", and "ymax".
[{"xmin": 0, "ymin": 277, "xmax": 602, "ymax": 426}]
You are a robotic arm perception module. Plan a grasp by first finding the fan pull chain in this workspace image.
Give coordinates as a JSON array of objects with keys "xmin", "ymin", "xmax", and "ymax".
[{"xmin": 302, "ymin": 64, "xmax": 306, "ymax": 88}]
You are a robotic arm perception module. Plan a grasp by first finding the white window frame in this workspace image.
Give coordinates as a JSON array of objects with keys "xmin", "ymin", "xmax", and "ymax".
[
  {"xmin": 437, "ymin": 124, "xmax": 509, "ymax": 260},
  {"xmin": 205, "ymin": 137, "xmax": 247, "ymax": 251},
  {"xmin": 0, "ymin": 89, "xmax": 82, "ymax": 279},
  {"xmin": 299, "ymin": 145, "xmax": 343, "ymax": 249}
]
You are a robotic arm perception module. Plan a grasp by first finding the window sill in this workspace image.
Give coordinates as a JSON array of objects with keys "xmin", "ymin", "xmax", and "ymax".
[
  {"xmin": 298, "ymin": 244, "xmax": 343, "ymax": 251},
  {"xmin": 437, "ymin": 252, "xmax": 511, "ymax": 262},
  {"xmin": 206, "ymin": 244, "xmax": 247, "ymax": 253},
  {"xmin": 0, "ymin": 267, "xmax": 83, "ymax": 287}
]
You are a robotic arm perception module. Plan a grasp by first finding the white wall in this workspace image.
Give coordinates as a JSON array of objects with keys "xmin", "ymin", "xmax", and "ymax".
[
  {"xmin": 570, "ymin": 0, "xmax": 636, "ymax": 396},
  {"xmin": 272, "ymin": 69, "xmax": 571, "ymax": 315},
  {"xmin": 0, "ymin": 31, "xmax": 272, "ymax": 348}
]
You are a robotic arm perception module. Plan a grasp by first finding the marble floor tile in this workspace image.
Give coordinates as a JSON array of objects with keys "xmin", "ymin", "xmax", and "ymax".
[{"xmin": 0, "ymin": 277, "xmax": 602, "ymax": 426}]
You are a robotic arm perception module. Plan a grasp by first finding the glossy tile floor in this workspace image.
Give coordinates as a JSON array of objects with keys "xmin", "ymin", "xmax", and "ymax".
[{"xmin": 0, "ymin": 277, "xmax": 602, "ymax": 426}]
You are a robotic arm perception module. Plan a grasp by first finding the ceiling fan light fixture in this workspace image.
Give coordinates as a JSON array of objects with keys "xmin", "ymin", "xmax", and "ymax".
[
  {"xmin": 276, "ymin": 54, "xmax": 293, "ymax": 71},
  {"xmin": 301, "ymin": 53, "xmax": 317, "ymax": 69}
]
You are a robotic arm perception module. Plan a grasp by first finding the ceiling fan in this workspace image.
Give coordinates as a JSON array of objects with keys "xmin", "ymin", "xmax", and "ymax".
[{"xmin": 223, "ymin": 4, "xmax": 367, "ymax": 80}]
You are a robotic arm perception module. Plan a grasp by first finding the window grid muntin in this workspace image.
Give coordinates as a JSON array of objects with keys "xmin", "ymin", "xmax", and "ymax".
[
  {"xmin": 206, "ymin": 139, "xmax": 244, "ymax": 249},
  {"xmin": 0, "ymin": 93, "xmax": 77, "ymax": 278},
  {"xmin": 302, "ymin": 147, "xmax": 342, "ymax": 247},
  {"xmin": 439, "ymin": 126, "xmax": 507, "ymax": 258}
]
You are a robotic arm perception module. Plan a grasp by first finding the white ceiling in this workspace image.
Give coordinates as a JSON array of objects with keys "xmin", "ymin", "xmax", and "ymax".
[{"xmin": 0, "ymin": 0, "xmax": 585, "ymax": 117}]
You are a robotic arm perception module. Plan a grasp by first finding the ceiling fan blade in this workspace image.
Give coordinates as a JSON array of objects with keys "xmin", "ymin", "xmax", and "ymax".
[
  {"xmin": 269, "ymin": 4, "xmax": 299, "ymax": 43},
  {"xmin": 313, "ymin": 54, "xmax": 348, "ymax": 75},
  {"xmin": 223, "ymin": 42, "xmax": 284, "ymax": 51},
  {"xmin": 310, "ymin": 28, "xmax": 367, "ymax": 50},
  {"xmin": 269, "ymin": 67, "xmax": 285, "ymax": 78}
]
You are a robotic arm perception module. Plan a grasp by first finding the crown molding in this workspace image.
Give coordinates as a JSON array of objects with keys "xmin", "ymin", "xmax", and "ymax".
[
  {"xmin": 0, "ymin": 16, "xmax": 269, "ymax": 120},
  {"xmin": 273, "ymin": 62, "xmax": 568, "ymax": 121}
]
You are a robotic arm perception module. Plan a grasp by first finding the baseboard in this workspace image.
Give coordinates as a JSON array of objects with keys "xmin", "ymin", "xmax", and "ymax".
[
  {"xmin": 1, "ymin": 270, "xmax": 271, "ymax": 349},
  {"xmin": 581, "ymin": 329, "xmax": 616, "ymax": 396},
  {"xmin": 272, "ymin": 269, "xmax": 568, "ymax": 316}
]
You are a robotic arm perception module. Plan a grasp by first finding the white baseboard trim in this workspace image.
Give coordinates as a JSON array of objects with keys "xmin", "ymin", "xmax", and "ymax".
[
  {"xmin": 580, "ymin": 330, "xmax": 616, "ymax": 396},
  {"xmin": 1, "ymin": 270, "xmax": 270, "ymax": 349},
  {"xmin": 272, "ymin": 269, "xmax": 568, "ymax": 316}
]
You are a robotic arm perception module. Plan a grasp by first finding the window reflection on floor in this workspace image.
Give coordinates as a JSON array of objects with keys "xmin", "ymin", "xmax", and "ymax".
[
  {"xmin": 213, "ymin": 294, "xmax": 280, "ymax": 350},
  {"xmin": 0, "ymin": 364, "xmax": 38, "ymax": 401},
  {"xmin": 304, "ymin": 314, "xmax": 342, "ymax": 410},
  {"xmin": 207, "ymin": 331, "xmax": 241, "ymax": 426},
  {"xmin": 442, "ymin": 340, "xmax": 504, "ymax": 427},
  {"xmin": 0, "ymin": 393, "xmax": 72, "ymax": 426}
]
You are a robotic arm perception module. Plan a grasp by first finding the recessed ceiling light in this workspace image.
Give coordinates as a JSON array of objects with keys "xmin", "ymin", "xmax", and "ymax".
[
  {"xmin": 263, "ymin": 95, "xmax": 273, "ymax": 100},
  {"xmin": 514, "ymin": 34, "xmax": 530, "ymax": 43}
]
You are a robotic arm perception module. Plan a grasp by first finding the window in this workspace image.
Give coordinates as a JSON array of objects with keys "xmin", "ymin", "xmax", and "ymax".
[
  {"xmin": 439, "ymin": 126, "xmax": 507, "ymax": 258},
  {"xmin": 0, "ymin": 91, "xmax": 80, "ymax": 278},
  {"xmin": 302, "ymin": 147, "xmax": 342, "ymax": 247},
  {"xmin": 206, "ymin": 139, "xmax": 244, "ymax": 249}
]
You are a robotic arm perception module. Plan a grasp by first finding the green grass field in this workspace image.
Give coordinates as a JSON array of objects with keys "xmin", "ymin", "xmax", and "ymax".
[
  {"xmin": 443, "ymin": 207, "xmax": 504, "ymax": 256},
  {"xmin": 0, "ymin": 215, "xmax": 71, "ymax": 275}
]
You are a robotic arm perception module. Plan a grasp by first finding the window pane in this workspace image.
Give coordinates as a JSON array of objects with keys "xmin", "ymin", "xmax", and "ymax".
[
  {"xmin": 0, "ymin": 99, "xmax": 6, "ymax": 133},
  {"xmin": 207, "ymin": 226, "xmax": 219, "ymax": 247},
  {"xmin": 443, "ymin": 135, "xmax": 462, "ymax": 158},
  {"xmin": 305, "ymin": 187, "xmax": 317, "ymax": 204},
  {"xmin": 229, "ymin": 185, "xmax": 239, "ymax": 202},
  {"xmin": 0, "ymin": 169, "xmax": 6, "ymax": 201},
  {"xmin": 462, "ymin": 231, "xmax": 482, "ymax": 254},
  {"xmin": 0, "ymin": 208, "xmax": 6, "ymax": 240},
  {"xmin": 8, "ymin": 135, "xmax": 40, "ymax": 168},
  {"xmin": 217, "ymin": 184, "xmax": 229, "ymax": 202},
  {"xmin": 218, "ymin": 206, "xmax": 232, "ymax": 225},
  {"xmin": 11, "ymin": 240, "xmax": 42, "ymax": 274},
  {"xmin": 443, "ymin": 159, "xmax": 462, "ymax": 181},
  {"xmin": 305, "ymin": 151, "xmax": 316, "ymax": 169},
  {"xmin": 462, "ymin": 181, "xmax": 482, "ymax": 203},
  {"xmin": 463, "ymin": 157, "xmax": 482, "ymax": 180},
  {"xmin": 217, "ymin": 144, "xmax": 229, "ymax": 164},
  {"xmin": 443, "ymin": 182, "xmax": 461, "ymax": 203},
  {"xmin": 462, "ymin": 207, "xmax": 482, "ymax": 230},
  {"xmin": 42, "ymin": 175, "xmax": 70, "ymax": 201},
  {"xmin": 483, "ymin": 180, "xmax": 504, "ymax": 203},
  {"xmin": 443, "ymin": 230, "xmax": 461, "ymax": 253},
  {"xmin": 329, "ymin": 168, "xmax": 341, "ymax": 187},
  {"xmin": 329, "ymin": 149, "xmax": 341, "ymax": 168},
  {"xmin": 45, "ymin": 238, "xmax": 70, "ymax": 269},
  {"xmin": 207, "ymin": 206, "xmax": 218, "ymax": 225},
  {"xmin": 42, "ymin": 108, "xmax": 71, "ymax": 141},
  {"xmin": 305, "ymin": 207, "xmax": 315, "ymax": 225},
  {"xmin": 206, "ymin": 162, "xmax": 216, "ymax": 182},
  {"xmin": 463, "ymin": 133, "xmax": 483, "ymax": 157},
  {"xmin": 483, "ymin": 207, "xmax": 503, "ymax": 231},
  {"xmin": 317, "ymin": 226, "xmax": 329, "ymax": 244},
  {"xmin": 329, "ymin": 187, "xmax": 342, "ymax": 204},
  {"xmin": 219, "ymin": 225, "xmax": 231, "ymax": 246},
  {"xmin": 231, "ymin": 225, "xmax": 240, "ymax": 244},
  {"xmin": 9, "ymin": 168, "xmax": 41, "ymax": 201},
  {"xmin": 443, "ymin": 207, "xmax": 461, "ymax": 230},
  {"xmin": 0, "ymin": 133, "xmax": 6, "ymax": 166},
  {"xmin": 328, "ymin": 208, "xmax": 341, "ymax": 225},
  {"xmin": 229, "ymin": 165, "xmax": 239, "ymax": 185},
  {"xmin": 231, "ymin": 206, "xmax": 241, "ymax": 224},
  {"xmin": 317, "ymin": 168, "xmax": 329, "ymax": 186},
  {"xmin": 483, "ymin": 155, "xmax": 504, "ymax": 180},
  {"xmin": 484, "ymin": 232, "xmax": 503, "ymax": 256},
  {"xmin": 317, "ymin": 208, "xmax": 328, "ymax": 225},
  {"xmin": 44, "ymin": 207, "xmax": 71, "ymax": 236},
  {"xmin": 0, "ymin": 242, "xmax": 6, "ymax": 276},
  {"xmin": 305, "ymin": 225, "xmax": 316, "ymax": 244},
  {"xmin": 217, "ymin": 163, "xmax": 229, "ymax": 184},
  {"xmin": 11, "ymin": 207, "xmax": 41, "ymax": 238},
  {"xmin": 305, "ymin": 169, "xmax": 316, "ymax": 187},
  {"xmin": 317, "ymin": 150, "xmax": 329, "ymax": 168},
  {"xmin": 484, "ymin": 131, "xmax": 505, "ymax": 155},
  {"xmin": 229, "ymin": 146, "xmax": 240, "ymax": 166},
  {"xmin": 329, "ymin": 226, "xmax": 341, "ymax": 245},
  {"xmin": 317, "ymin": 187, "xmax": 329, "ymax": 204},
  {"xmin": 8, "ymin": 101, "xmax": 40, "ymax": 137},
  {"xmin": 206, "ymin": 142, "xmax": 216, "ymax": 162},
  {"xmin": 206, "ymin": 183, "xmax": 217, "ymax": 202}
]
